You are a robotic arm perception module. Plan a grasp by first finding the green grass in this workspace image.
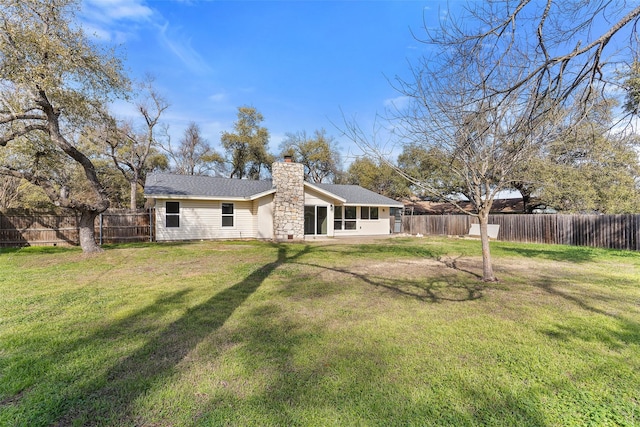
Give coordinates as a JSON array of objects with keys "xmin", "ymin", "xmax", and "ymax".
[{"xmin": 1, "ymin": 237, "xmax": 639, "ymax": 426}]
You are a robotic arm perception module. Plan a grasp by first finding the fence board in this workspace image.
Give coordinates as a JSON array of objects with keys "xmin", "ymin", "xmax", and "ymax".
[{"xmin": 403, "ymin": 214, "xmax": 640, "ymax": 251}]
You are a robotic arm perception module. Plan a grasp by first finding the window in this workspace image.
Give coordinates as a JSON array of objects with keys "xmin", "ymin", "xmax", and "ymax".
[
  {"xmin": 344, "ymin": 206, "xmax": 356, "ymax": 230},
  {"xmin": 334, "ymin": 206, "xmax": 357, "ymax": 231},
  {"xmin": 165, "ymin": 201, "xmax": 180, "ymax": 228},
  {"xmin": 361, "ymin": 206, "xmax": 379, "ymax": 220},
  {"xmin": 334, "ymin": 206, "xmax": 342, "ymax": 230},
  {"xmin": 221, "ymin": 203, "xmax": 234, "ymax": 227}
]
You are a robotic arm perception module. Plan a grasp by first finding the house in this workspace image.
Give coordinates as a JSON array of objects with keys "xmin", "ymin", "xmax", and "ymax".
[{"xmin": 144, "ymin": 159, "xmax": 404, "ymax": 242}]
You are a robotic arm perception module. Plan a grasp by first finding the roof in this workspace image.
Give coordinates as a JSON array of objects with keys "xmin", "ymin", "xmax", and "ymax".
[
  {"xmin": 144, "ymin": 173, "xmax": 275, "ymax": 200},
  {"xmin": 309, "ymin": 183, "xmax": 404, "ymax": 207},
  {"xmin": 144, "ymin": 173, "xmax": 403, "ymax": 207}
]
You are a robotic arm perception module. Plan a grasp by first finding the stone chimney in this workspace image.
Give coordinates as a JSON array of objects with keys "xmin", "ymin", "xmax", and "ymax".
[{"xmin": 272, "ymin": 159, "xmax": 304, "ymax": 240}]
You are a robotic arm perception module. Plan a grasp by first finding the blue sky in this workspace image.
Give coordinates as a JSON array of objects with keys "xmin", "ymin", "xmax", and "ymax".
[{"xmin": 80, "ymin": 0, "xmax": 444, "ymax": 165}]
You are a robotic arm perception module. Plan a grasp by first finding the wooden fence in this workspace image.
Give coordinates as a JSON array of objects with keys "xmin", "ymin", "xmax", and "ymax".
[
  {"xmin": 3, "ymin": 210, "xmax": 639, "ymax": 251},
  {"xmin": 403, "ymin": 214, "xmax": 640, "ymax": 251},
  {"xmin": 0, "ymin": 210, "xmax": 153, "ymax": 247}
]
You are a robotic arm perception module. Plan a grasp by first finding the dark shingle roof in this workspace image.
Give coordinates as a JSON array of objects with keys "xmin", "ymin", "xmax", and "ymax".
[
  {"xmin": 144, "ymin": 173, "xmax": 403, "ymax": 206},
  {"xmin": 144, "ymin": 173, "xmax": 274, "ymax": 199},
  {"xmin": 310, "ymin": 183, "xmax": 403, "ymax": 207}
]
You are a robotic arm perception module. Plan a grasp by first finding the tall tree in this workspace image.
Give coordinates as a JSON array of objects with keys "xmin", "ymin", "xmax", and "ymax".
[
  {"xmin": 512, "ymin": 100, "xmax": 640, "ymax": 213},
  {"xmin": 279, "ymin": 129, "xmax": 342, "ymax": 183},
  {"xmin": 106, "ymin": 79, "xmax": 169, "ymax": 209},
  {"xmin": 164, "ymin": 122, "xmax": 223, "ymax": 176},
  {"xmin": 345, "ymin": 58, "xmax": 554, "ymax": 282},
  {"xmin": 221, "ymin": 106, "xmax": 273, "ymax": 179},
  {"xmin": 535, "ymin": 128, "xmax": 640, "ymax": 213},
  {"xmin": 0, "ymin": 0, "xmax": 128, "ymax": 253},
  {"xmin": 345, "ymin": 157, "xmax": 409, "ymax": 199},
  {"xmin": 396, "ymin": 145, "xmax": 464, "ymax": 200}
]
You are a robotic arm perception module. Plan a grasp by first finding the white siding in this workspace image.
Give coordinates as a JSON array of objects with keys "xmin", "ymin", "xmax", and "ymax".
[
  {"xmin": 334, "ymin": 206, "xmax": 393, "ymax": 236},
  {"xmin": 151, "ymin": 191, "xmax": 395, "ymax": 241},
  {"xmin": 155, "ymin": 199, "xmax": 259, "ymax": 241},
  {"xmin": 255, "ymin": 195, "xmax": 274, "ymax": 239},
  {"xmin": 304, "ymin": 188, "xmax": 335, "ymax": 205}
]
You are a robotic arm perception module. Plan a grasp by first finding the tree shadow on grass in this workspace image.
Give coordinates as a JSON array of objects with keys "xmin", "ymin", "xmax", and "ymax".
[
  {"xmin": 45, "ymin": 244, "xmax": 310, "ymax": 426},
  {"xmin": 292, "ymin": 260, "xmax": 484, "ymax": 303},
  {"xmin": 534, "ymin": 276, "xmax": 640, "ymax": 350},
  {"xmin": 196, "ymin": 297, "xmax": 550, "ymax": 426},
  {"xmin": 307, "ymin": 241, "xmax": 446, "ymax": 260}
]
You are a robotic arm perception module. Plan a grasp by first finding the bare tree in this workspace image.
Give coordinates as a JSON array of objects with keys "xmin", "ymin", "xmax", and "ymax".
[
  {"xmin": 164, "ymin": 122, "xmax": 224, "ymax": 176},
  {"xmin": 344, "ymin": 77, "xmax": 557, "ymax": 282},
  {"xmin": 425, "ymin": 1, "xmax": 640, "ymax": 116},
  {"xmin": 106, "ymin": 79, "xmax": 169, "ymax": 209},
  {"xmin": 344, "ymin": 0, "xmax": 640, "ymax": 281}
]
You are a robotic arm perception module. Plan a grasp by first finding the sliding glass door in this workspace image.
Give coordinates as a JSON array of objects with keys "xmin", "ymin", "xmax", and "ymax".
[{"xmin": 304, "ymin": 205, "xmax": 328, "ymax": 235}]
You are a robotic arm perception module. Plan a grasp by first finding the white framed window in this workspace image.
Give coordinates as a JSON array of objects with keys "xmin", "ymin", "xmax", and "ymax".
[
  {"xmin": 361, "ymin": 206, "xmax": 379, "ymax": 220},
  {"xmin": 334, "ymin": 205, "xmax": 358, "ymax": 230},
  {"xmin": 221, "ymin": 203, "xmax": 234, "ymax": 227},
  {"xmin": 344, "ymin": 206, "xmax": 357, "ymax": 230},
  {"xmin": 165, "ymin": 201, "xmax": 180, "ymax": 228},
  {"xmin": 334, "ymin": 206, "xmax": 343, "ymax": 230}
]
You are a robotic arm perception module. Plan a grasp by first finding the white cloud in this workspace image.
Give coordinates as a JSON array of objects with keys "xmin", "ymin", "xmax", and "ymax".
[
  {"xmin": 383, "ymin": 95, "xmax": 411, "ymax": 110},
  {"xmin": 157, "ymin": 22, "xmax": 212, "ymax": 75},
  {"xmin": 83, "ymin": 0, "xmax": 153, "ymax": 23},
  {"xmin": 82, "ymin": 1, "xmax": 212, "ymax": 75},
  {"xmin": 80, "ymin": 0, "xmax": 154, "ymax": 42},
  {"xmin": 108, "ymin": 98, "xmax": 141, "ymax": 120},
  {"xmin": 209, "ymin": 92, "xmax": 227, "ymax": 103}
]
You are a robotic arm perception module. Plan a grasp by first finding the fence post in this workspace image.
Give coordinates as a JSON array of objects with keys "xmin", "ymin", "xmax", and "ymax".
[{"xmin": 99, "ymin": 212, "xmax": 103, "ymax": 245}]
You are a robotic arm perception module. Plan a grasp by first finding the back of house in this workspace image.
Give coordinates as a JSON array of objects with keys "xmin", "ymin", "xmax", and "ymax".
[{"xmin": 144, "ymin": 159, "xmax": 403, "ymax": 242}]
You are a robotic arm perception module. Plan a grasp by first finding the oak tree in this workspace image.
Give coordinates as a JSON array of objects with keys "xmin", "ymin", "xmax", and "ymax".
[
  {"xmin": 345, "ymin": 157, "xmax": 409, "ymax": 199},
  {"xmin": 221, "ymin": 106, "xmax": 273, "ymax": 179},
  {"xmin": 279, "ymin": 129, "xmax": 342, "ymax": 183},
  {"xmin": 0, "ymin": 0, "xmax": 129, "ymax": 252}
]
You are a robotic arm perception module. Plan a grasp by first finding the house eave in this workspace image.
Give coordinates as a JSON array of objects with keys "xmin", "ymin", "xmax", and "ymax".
[
  {"xmin": 342, "ymin": 202, "xmax": 404, "ymax": 208},
  {"xmin": 304, "ymin": 182, "xmax": 347, "ymax": 203},
  {"xmin": 249, "ymin": 188, "xmax": 277, "ymax": 200},
  {"xmin": 144, "ymin": 189, "xmax": 276, "ymax": 202}
]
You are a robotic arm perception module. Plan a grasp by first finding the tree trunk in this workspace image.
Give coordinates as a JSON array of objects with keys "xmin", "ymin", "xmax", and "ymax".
[
  {"xmin": 78, "ymin": 210, "xmax": 102, "ymax": 253},
  {"xmin": 478, "ymin": 213, "xmax": 497, "ymax": 282}
]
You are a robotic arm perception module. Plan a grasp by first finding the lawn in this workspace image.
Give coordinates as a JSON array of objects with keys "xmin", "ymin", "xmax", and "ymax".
[{"xmin": 0, "ymin": 237, "xmax": 639, "ymax": 426}]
